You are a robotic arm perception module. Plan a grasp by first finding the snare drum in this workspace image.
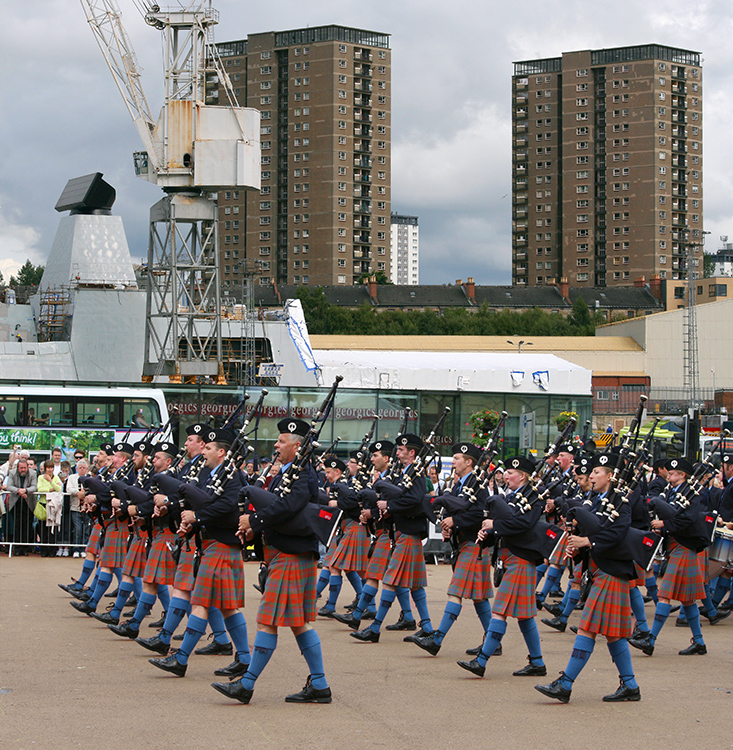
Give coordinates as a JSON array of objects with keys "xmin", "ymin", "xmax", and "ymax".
[{"xmin": 708, "ymin": 527, "xmax": 733, "ymax": 578}]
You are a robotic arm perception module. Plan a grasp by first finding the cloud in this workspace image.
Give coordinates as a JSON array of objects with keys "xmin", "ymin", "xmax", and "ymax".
[{"xmin": 0, "ymin": 205, "xmax": 42, "ymax": 280}]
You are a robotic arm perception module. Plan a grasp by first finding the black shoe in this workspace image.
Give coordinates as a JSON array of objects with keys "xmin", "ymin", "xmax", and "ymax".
[
  {"xmin": 350, "ymin": 627, "xmax": 379, "ymax": 643},
  {"xmin": 465, "ymin": 643, "xmax": 502, "ymax": 657},
  {"xmin": 405, "ymin": 633, "xmax": 441, "ymax": 656},
  {"xmin": 285, "ymin": 676, "xmax": 332, "ymax": 704},
  {"xmin": 535, "ymin": 675, "xmax": 571, "ymax": 703},
  {"xmin": 214, "ymin": 660, "xmax": 249, "ymax": 678},
  {"xmin": 574, "ymin": 602, "xmax": 584, "ymax": 611},
  {"xmin": 718, "ymin": 599, "xmax": 733, "ymax": 612},
  {"xmin": 344, "ymin": 597, "xmax": 359, "ymax": 611},
  {"xmin": 513, "ymin": 657, "xmax": 547, "ymax": 677},
  {"xmin": 195, "ymin": 639, "xmax": 233, "ymax": 656},
  {"xmin": 707, "ymin": 609, "xmax": 731, "ymax": 625},
  {"xmin": 135, "ymin": 634, "xmax": 170, "ymax": 655},
  {"xmin": 670, "ymin": 604, "xmax": 680, "ymax": 613},
  {"xmin": 360, "ymin": 610, "xmax": 376, "ymax": 621},
  {"xmin": 150, "ymin": 653, "xmax": 187, "ymax": 676},
  {"xmin": 123, "ymin": 610, "xmax": 135, "ymax": 618},
  {"xmin": 628, "ymin": 633, "xmax": 655, "ymax": 656},
  {"xmin": 104, "ymin": 586, "xmax": 119, "ymax": 598},
  {"xmin": 211, "ymin": 678, "xmax": 252, "ymax": 703},
  {"xmin": 541, "ymin": 616, "xmax": 567, "ymax": 632},
  {"xmin": 630, "ymin": 625, "xmax": 650, "ymax": 640},
  {"xmin": 542, "ymin": 602, "xmax": 562, "ymax": 618},
  {"xmin": 108, "ymin": 621, "xmax": 140, "ymax": 639},
  {"xmin": 333, "ymin": 612, "xmax": 361, "ymax": 629},
  {"xmin": 318, "ymin": 605, "xmax": 336, "ymax": 618},
  {"xmin": 90, "ymin": 610, "xmax": 120, "ymax": 626},
  {"xmin": 675, "ymin": 617, "xmax": 688, "ymax": 627},
  {"xmin": 385, "ymin": 614, "xmax": 417, "ymax": 631},
  {"xmin": 456, "ymin": 658, "xmax": 485, "ymax": 678},
  {"xmin": 603, "ymin": 681, "xmax": 641, "ymax": 702},
  {"xmin": 70, "ymin": 600, "xmax": 95, "ymax": 615},
  {"xmin": 569, "ymin": 625, "xmax": 578, "ymax": 634},
  {"xmin": 549, "ymin": 588, "xmax": 564, "ymax": 598},
  {"xmin": 127, "ymin": 595, "xmax": 138, "ymax": 608},
  {"xmin": 59, "ymin": 583, "xmax": 82, "ymax": 595},
  {"xmin": 678, "ymin": 639, "xmax": 707, "ymax": 655},
  {"xmin": 172, "ymin": 633, "xmax": 184, "ymax": 641},
  {"xmin": 642, "ymin": 595, "xmax": 654, "ymax": 603},
  {"xmin": 536, "ymin": 596, "xmax": 544, "ymax": 610},
  {"xmin": 69, "ymin": 588, "xmax": 91, "ymax": 602},
  {"xmin": 407, "ymin": 620, "xmax": 433, "ymax": 640},
  {"xmin": 148, "ymin": 612, "xmax": 167, "ymax": 629}
]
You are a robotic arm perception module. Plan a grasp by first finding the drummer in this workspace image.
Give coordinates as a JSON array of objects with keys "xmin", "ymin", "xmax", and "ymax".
[{"xmin": 707, "ymin": 454, "xmax": 733, "ymax": 609}]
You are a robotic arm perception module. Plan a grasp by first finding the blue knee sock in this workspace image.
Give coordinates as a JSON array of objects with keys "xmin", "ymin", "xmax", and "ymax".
[
  {"xmin": 296, "ymin": 629, "xmax": 329, "ymax": 690},
  {"xmin": 630, "ymin": 586, "xmax": 650, "ymax": 633},
  {"xmin": 434, "ymin": 601, "xmax": 462, "ymax": 644},
  {"xmin": 411, "ymin": 587, "xmax": 432, "ymax": 632},
  {"xmin": 224, "ymin": 612, "xmax": 251, "ymax": 665},
  {"xmin": 157, "ymin": 585, "xmax": 170, "ymax": 613},
  {"xmin": 345, "ymin": 570, "xmax": 363, "ymax": 597},
  {"xmin": 650, "ymin": 601, "xmax": 672, "ymax": 641},
  {"xmin": 559, "ymin": 588, "xmax": 580, "ymax": 623},
  {"xmin": 683, "ymin": 603, "xmax": 705, "ymax": 645},
  {"xmin": 240, "ymin": 631, "xmax": 278, "ymax": 690},
  {"xmin": 128, "ymin": 591, "xmax": 156, "ymax": 630},
  {"xmin": 371, "ymin": 589, "xmax": 396, "ymax": 633},
  {"xmin": 87, "ymin": 568, "xmax": 100, "ymax": 592},
  {"xmin": 176, "ymin": 613, "xmax": 207, "ymax": 665},
  {"xmin": 713, "ymin": 577, "xmax": 732, "ymax": 607},
  {"xmin": 159, "ymin": 596, "xmax": 191, "ymax": 644},
  {"xmin": 536, "ymin": 563, "xmax": 548, "ymax": 585},
  {"xmin": 537, "ymin": 566, "xmax": 563, "ymax": 603},
  {"xmin": 208, "ymin": 607, "xmax": 231, "ymax": 645},
  {"xmin": 132, "ymin": 576, "xmax": 142, "ymax": 600},
  {"xmin": 88, "ymin": 570, "xmax": 114, "ymax": 609},
  {"xmin": 473, "ymin": 599, "xmax": 492, "ymax": 632},
  {"xmin": 113, "ymin": 567, "xmax": 122, "ymax": 584},
  {"xmin": 316, "ymin": 568, "xmax": 330, "ymax": 597},
  {"xmin": 558, "ymin": 586, "xmax": 572, "ymax": 610},
  {"xmin": 477, "ymin": 619, "xmax": 506, "ymax": 666},
  {"xmin": 353, "ymin": 583, "xmax": 378, "ymax": 621},
  {"xmin": 607, "ymin": 639, "xmax": 638, "ymax": 689},
  {"xmin": 395, "ymin": 587, "xmax": 415, "ymax": 620},
  {"xmin": 645, "ymin": 575, "xmax": 658, "ymax": 604},
  {"xmin": 559, "ymin": 634, "xmax": 595, "ymax": 690},
  {"xmin": 326, "ymin": 574, "xmax": 342, "ymax": 610},
  {"xmin": 518, "ymin": 617, "xmax": 544, "ymax": 665},
  {"xmin": 701, "ymin": 583, "xmax": 717, "ymax": 617},
  {"xmin": 76, "ymin": 559, "xmax": 96, "ymax": 587},
  {"xmin": 110, "ymin": 580, "xmax": 134, "ymax": 618}
]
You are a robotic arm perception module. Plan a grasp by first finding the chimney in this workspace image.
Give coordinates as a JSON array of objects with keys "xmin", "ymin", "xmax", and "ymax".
[
  {"xmin": 634, "ymin": 275, "xmax": 646, "ymax": 288},
  {"xmin": 455, "ymin": 279, "xmax": 463, "ymax": 286},
  {"xmin": 367, "ymin": 274, "xmax": 378, "ymax": 305},
  {"xmin": 649, "ymin": 274, "xmax": 662, "ymax": 301},
  {"xmin": 558, "ymin": 276, "xmax": 569, "ymax": 303},
  {"xmin": 465, "ymin": 276, "xmax": 475, "ymax": 302}
]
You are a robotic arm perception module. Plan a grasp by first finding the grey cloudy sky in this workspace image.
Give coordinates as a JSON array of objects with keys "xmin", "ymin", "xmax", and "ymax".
[{"xmin": 2, "ymin": 0, "xmax": 733, "ymax": 285}]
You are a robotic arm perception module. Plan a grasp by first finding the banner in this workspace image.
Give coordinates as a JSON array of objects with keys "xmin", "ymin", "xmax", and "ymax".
[{"xmin": 0, "ymin": 428, "xmax": 114, "ymax": 455}]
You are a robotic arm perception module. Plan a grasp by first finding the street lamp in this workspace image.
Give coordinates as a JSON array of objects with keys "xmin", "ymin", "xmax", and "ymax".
[{"xmin": 507, "ymin": 339, "xmax": 533, "ymax": 354}]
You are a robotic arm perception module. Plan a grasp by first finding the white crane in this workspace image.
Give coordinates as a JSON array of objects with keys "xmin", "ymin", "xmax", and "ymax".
[{"xmin": 80, "ymin": 0, "xmax": 261, "ymax": 382}]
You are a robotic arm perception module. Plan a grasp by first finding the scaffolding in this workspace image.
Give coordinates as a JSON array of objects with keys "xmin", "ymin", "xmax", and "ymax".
[
  {"xmin": 682, "ymin": 237, "xmax": 700, "ymax": 408},
  {"xmin": 37, "ymin": 285, "xmax": 73, "ymax": 342}
]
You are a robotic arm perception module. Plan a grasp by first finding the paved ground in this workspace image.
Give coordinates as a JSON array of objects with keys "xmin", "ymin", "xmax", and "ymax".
[{"xmin": 2, "ymin": 556, "xmax": 733, "ymax": 750}]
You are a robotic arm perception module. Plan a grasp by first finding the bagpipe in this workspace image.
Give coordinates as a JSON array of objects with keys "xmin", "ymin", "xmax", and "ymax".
[{"xmin": 239, "ymin": 377, "xmax": 344, "ymax": 548}]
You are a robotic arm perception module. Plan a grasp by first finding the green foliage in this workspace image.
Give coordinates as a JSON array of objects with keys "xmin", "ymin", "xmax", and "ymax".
[
  {"xmin": 297, "ymin": 287, "xmax": 604, "ymax": 336},
  {"xmin": 703, "ymin": 252, "xmax": 717, "ymax": 278},
  {"xmin": 357, "ymin": 271, "xmax": 391, "ymax": 285},
  {"xmin": 467, "ymin": 409, "xmax": 500, "ymax": 447},
  {"xmin": 554, "ymin": 411, "xmax": 579, "ymax": 431},
  {"xmin": 10, "ymin": 260, "xmax": 44, "ymax": 287}
]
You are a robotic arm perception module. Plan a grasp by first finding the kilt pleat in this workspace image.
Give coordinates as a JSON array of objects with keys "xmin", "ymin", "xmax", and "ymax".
[
  {"xmin": 365, "ymin": 531, "xmax": 391, "ymax": 580},
  {"xmin": 447, "ymin": 541, "xmax": 492, "ymax": 600},
  {"xmin": 173, "ymin": 542, "xmax": 195, "ymax": 592},
  {"xmin": 122, "ymin": 534, "xmax": 147, "ymax": 578},
  {"xmin": 383, "ymin": 532, "xmax": 427, "ymax": 590},
  {"xmin": 492, "ymin": 551, "xmax": 536, "ymax": 619},
  {"xmin": 85, "ymin": 524, "xmax": 102, "ymax": 556},
  {"xmin": 658, "ymin": 541, "xmax": 706, "ymax": 603},
  {"xmin": 98, "ymin": 520, "xmax": 127, "ymax": 569},
  {"xmin": 258, "ymin": 547, "xmax": 317, "ymax": 627},
  {"xmin": 190, "ymin": 541, "xmax": 245, "ymax": 610},
  {"xmin": 578, "ymin": 569, "xmax": 633, "ymax": 638},
  {"xmin": 143, "ymin": 528, "xmax": 176, "ymax": 585},
  {"xmin": 548, "ymin": 534, "xmax": 569, "ymax": 567},
  {"xmin": 329, "ymin": 521, "xmax": 369, "ymax": 574}
]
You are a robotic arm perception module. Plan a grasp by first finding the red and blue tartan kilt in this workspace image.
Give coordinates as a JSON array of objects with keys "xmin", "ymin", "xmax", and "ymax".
[
  {"xmin": 630, "ymin": 562, "xmax": 645, "ymax": 588},
  {"xmin": 329, "ymin": 520, "xmax": 369, "ymax": 574},
  {"xmin": 658, "ymin": 541, "xmax": 706, "ymax": 603},
  {"xmin": 85, "ymin": 524, "xmax": 102, "ymax": 556},
  {"xmin": 258, "ymin": 546, "xmax": 317, "ymax": 627},
  {"xmin": 143, "ymin": 528, "xmax": 176, "ymax": 585},
  {"xmin": 700, "ymin": 548, "xmax": 710, "ymax": 583},
  {"xmin": 578, "ymin": 567, "xmax": 633, "ymax": 638},
  {"xmin": 447, "ymin": 541, "xmax": 492, "ymax": 600},
  {"xmin": 98, "ymin": 520, "xmax": 127, "ymax": 569},
  {"xmin": 190, "ymin": 540, "xmax": 245, "ymax": 610},
  {"xmin": 548, "ymin": 533, "xmax": 569, "ymax": 567},
  {"xmin": 122, "ymin": 533, "xmax": 147, "ymax": 578},
  {"xmin": 173, "ymin": 541, "xmax": 195, "ymax": 592},
  {"xmin": 383, "ymin": 532, "xmax": 427, "ymax": 590},
  {"xmin": 365, "ymin": 531, "xmax": 391, "ymax": 580},
  {"xmin": 492, "ymin": 551, "xmax": 536, "ymax": 619}
]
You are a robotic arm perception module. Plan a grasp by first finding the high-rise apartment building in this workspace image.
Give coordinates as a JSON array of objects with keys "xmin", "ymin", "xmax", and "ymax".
[
  {"xmin": 213, "ymin": 26, "xmax": 391, "ymax": 289},
  {"xmin": 390, "ymin": 213, "xmax": 419, "ymax": 284},
  {"xmin": 511, "ymin": 45, "xmax": 703, "ymax": 288}
]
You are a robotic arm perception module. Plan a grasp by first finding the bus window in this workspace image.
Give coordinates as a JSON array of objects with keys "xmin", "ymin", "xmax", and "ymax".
[
  {"xmin": 76, "ymin": 399, "xmax": 120, "ymax": 427},
  {"xmin": 123, "ymin": 399, "xmax": 160, "ymax": 429},
  {"xmin": 25, "ymin": 399, "xmax": 73, "ymax": 427},
  {"xmin": 0, "ymin": 397, "xmax": 23, "ymax": 426}
]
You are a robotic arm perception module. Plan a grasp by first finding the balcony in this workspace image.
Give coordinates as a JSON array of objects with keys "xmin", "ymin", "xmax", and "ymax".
[
  {"xmin": 354, "ymin": 142, "xmax": 372, "ymax": 153},
  {"xmin": 515, "ymin": 108, "xmax": 528, "ymax": 119},
  {"xmin": 514, "ymin": 123, "xmax": 528, "ymax": 134},
  {"xmin": 354, "ymin": 111, "xmax": 373, "ymax": 123},
  {"xmin": 354, "ymin": 218, "xmax": 372, "ymax": 229},
  {"xmin": 354, "ymin": 186, "xmax": 372, "ymax": 198},
  {"xmin": 355, "ymin": 125, "xmax": 373, "ymax": 138},
  {"xmin": 354, "ymin": 94, "xmax": 372, "ymax": 107},
  {"xmin": 354, "ymin": 50, "xmax": 372, "ymax": 62},
  {"xmin": 354, "ymin": 156, "xmax": 373, "ymax": 168},
  {"xmin": 354, "ymin": 65, "xmax": 373, "ymax": 78},
  {"xmin": 354, "ymin": 80, "xmax": 373, "ymax": 92}
]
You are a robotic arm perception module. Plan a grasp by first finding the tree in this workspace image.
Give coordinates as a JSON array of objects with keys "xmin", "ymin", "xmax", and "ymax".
[
  {"xmin": 357, "ymin": 271, "xmax": 391, "ymax": 285},
  {"xmin": 569, "ymin": 297, "xmax": 594, "ymax": 335},
  {"xmin": 703, "ymin": 252, "xmax": 717, "ymax": 278},
  {"xmin": 10, "ymin": 261, "xmax": 44, "ymax": 287}
]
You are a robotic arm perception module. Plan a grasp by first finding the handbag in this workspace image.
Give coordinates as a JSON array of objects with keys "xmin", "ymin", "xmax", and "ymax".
[{"xmin": 34, "ymin": 499, "xmax": 47, "ymax": 521}]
